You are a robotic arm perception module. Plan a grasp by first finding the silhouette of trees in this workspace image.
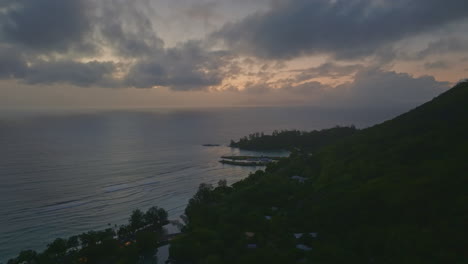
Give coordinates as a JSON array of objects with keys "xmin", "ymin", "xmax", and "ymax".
[
  {"xmin": 230, "ymin": 126, "xmax": 357, "ymax": 151},
  {"xmin": 147, "ymin": 206, "xmax": 169, "ymax": 228},
  {"xmin": 8, "ymin": 206, "xmax": 170, "ymax": 264},
  {"xmin": 130, "ymin": 209, "xmax": 146, "ymax": 231}
]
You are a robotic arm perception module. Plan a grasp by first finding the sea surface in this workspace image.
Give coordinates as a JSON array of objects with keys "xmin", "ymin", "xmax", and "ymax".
[{"xmin": 0, "ymin": 106, "xmax": 404, "ymax": 262}]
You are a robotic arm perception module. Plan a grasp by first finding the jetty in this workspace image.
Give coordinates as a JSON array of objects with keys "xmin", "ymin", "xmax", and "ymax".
[{"xmin": 219, "ymin": 155, "xmax": 282, "ymax": 166}]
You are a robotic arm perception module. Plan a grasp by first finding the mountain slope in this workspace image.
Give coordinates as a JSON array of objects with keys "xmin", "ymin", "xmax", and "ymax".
[
  {"xmin": 170, "ymin": 81, "xmax": 468, "ymax": 264},
  {"xmin": 317, "ymin": 80, "xmax": 468, "ymax": 185}
]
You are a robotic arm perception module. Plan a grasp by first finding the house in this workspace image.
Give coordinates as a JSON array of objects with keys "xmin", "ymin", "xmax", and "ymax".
[
  {"xmin": 265, "ymin": 215, "xmax": 272, "ymax": 220},
  {"xmin": 247, "ymin": 244, "xmax": 257, "ymax": 249}
]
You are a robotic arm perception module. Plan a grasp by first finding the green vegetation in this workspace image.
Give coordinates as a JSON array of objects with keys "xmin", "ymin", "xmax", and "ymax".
[
  {"xmin": 170, "ymin": 81, "xmax": 468, "ymax": 263},
  {"xmin": 229, "ymin": 126, "xmax": 358, "ymax": 151},
  {"xmin": 8, "ymin": 207, "xmax": 169, "ymax": 264},
  {"xmin": 10, "ymin": 82, "xmax": 468, "ymax": 263}
]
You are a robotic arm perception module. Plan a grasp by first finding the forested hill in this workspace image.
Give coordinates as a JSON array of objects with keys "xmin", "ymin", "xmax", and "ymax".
[
  {"xmin": 229, "ymin": 126, "xmax": 358, "ymax": 151},
  {"xmin": 316, "ymin": 80, "xmax": 468, "ymax": 186},
  {"xmin": 170, "ymin": 81, "xmax": 468, "ymax": 263}
]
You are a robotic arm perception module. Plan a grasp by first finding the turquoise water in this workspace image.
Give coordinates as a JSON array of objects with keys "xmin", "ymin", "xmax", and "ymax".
[{"xmin": 0, "ymin": 107, "xmax": 402, "ymax": 262}]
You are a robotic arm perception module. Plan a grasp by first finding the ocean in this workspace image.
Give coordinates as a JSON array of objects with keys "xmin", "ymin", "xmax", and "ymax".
[{"xmin": 0, "ymin": 106, "xmax": 403, "ymax": 262}]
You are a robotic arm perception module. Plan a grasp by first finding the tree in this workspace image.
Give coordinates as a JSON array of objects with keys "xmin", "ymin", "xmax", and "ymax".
[
  {"xmin": 79, "ymin": 231, "xmax": 99, "ymax": 247},
  {"xmin": 96, "ymin": 228, "xmax": 115, "ymax": 242},
  {"xmin": 7, "ymin": 250, "xmax": 37, "ymax": 264},
  {"xmin": 193, "ymin": 183, "xmax": 213, "ymax": 203},
  {"xmin": 118, "ymin": 225, "xmax": 132, "ymax": 242},
  {"xmin": 218, "ymin": 179, "xmax": 227, "ymax": 188},
  {"xmin": 44, "ymin": 238, "xmax": 68, "ymax": 262},
  {"xmin": 130, "ymin": 209, "xmax": 146, "ymax": 231},
  {"xmin": 144, "ymin": 206, "xmax": 169, "ymax": 230},
  {"xmin": 136, "ymin": 230, "xmax": 158, "ymax": 257},
  {"xmin": 67, "ymin": 235, "xmax": 80, "ymax": 251}
]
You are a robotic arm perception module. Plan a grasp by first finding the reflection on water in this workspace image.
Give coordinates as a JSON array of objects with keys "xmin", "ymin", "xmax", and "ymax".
[{"xmin": 0, "ymin": 107, "xmax": 402, "ymax": 262}]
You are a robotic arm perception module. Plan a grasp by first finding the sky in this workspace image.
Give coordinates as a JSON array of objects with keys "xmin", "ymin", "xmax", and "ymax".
[{"xmin": 0, "ymin": 0, "xmax": 467, "ymax": 109}]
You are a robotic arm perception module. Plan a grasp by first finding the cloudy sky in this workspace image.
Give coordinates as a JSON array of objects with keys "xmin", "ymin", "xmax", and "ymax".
[{"xmin": 1, "ymin": 0, "xmax": 467, "ymax": 109}]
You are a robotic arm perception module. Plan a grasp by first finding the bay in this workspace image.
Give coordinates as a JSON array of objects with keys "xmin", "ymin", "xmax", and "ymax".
[{"xmin": 0, "ymin": 106, "xmax": 403, "ymax": 262}]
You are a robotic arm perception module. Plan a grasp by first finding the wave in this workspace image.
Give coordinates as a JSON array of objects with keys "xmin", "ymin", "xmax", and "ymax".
[
  {"xmin": 103, "ymin": 179, "xmax": 161, "ymax": 193},
  {"xmin": 40, "ymin": 199, "xmax": 91, "ymax": 212}
]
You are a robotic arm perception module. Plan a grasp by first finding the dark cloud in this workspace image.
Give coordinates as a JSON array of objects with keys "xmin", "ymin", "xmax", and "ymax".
[
  {"xmin": 414, "ymin": 37, "xmax": 468, "ymax": 59},
  {"xmin": 0, "ymin": 43, "xmax": 116, "ymax": 87},
  {"xmin": 424, "ymin": 60, "xmax": 450, "ymax": 70},
  {"xmin": 0, "ymin": 0, "xmax": 95, "ymax": 54},
  {"xmin": 96, "ymin": 0, "xmax": 165, "ymax": 57},
  {"xmin": 214, "ymin": 0, "xmax": 468, "ymax": 60},
  {"xmin": 0, "ymin": 0, "xmax": 462, "ymax": 94},
  {"xmin": 0, "ymin": 0, "xmax": 166, "ymax": 57},
  {"xmin": 0, "ymin": 0, "xmax": 241, "ymax": 91},
  {"xmin": 0, "ymin": 46, "xmax": 28, "ymax": 79},
  {"xmin": 24, "ymin": 60, "xmax": 116, "ymax": 87},
  {"xmin": 125, "ymin": 41, "xmax": 235, "ymax": 91}
]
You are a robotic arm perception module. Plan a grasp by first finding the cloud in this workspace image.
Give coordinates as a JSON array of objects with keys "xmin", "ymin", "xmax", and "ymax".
[
  {"xmin": 414, "ymin": 37, "xmax": 468, "ymax": 59},
  {"xmin": 0, "ymin": 0, "xmax": 236, "ymax": 91},
  {"xmin": 0, "ymin": 0, "xmax": 95, "ymax": 54},
  {"xmin": 332, "ymin": 69, "xmax": 450, "ymax": 107},
  {"xmin": 0, "ymin": 46, "xmax": 117, "ymax": 87},
  {"xmin": 214, "ymin": 0, "xmax": 468, "ymax": 60},
  {"xmin": 0, "ymin": 0, "xmax": 462, "ymax": 96},
  {"xmin": 0, "ymin": 45, "xmax": 28, "ymax": 78},
  {"xmin": 0, "ymin": 40, "xmax": 235, "ymax": 90},
  {"xmin": 424, "ymin": 60, "xmax": 450, "ymax": 70},
  {"xmin": 24, "ymin": 60, "xmax": 116, "ymax": 87},
  {"xmin": 292, "ymin": 63, "xmax": 363, "ymax": 82},
  {"xmin": 124, "ymin": 41, "xmax": 236, "ymax": 91},
  {"xmin": 96, "ymin": 0, "xmax": 165, "ymax": 58},
  {"xmin": 0, "ymin": 0, "xmax": 164, "ymax": 57},
  {"xmin": 237, "ymin": 68, "xmax": 450, "ymax": 108},
  {"xmin": 185, "ymin": 2, "xmax": 220, "ymax": 22}
]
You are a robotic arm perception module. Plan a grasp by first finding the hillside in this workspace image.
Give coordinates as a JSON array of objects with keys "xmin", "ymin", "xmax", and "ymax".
[
  {"xmin": 170, "ymin": 81, "xmax": 468, "ymax": 264},
  {"xmin": 229, "ymin": 126, "xmax": 358, "ymax": 151}
]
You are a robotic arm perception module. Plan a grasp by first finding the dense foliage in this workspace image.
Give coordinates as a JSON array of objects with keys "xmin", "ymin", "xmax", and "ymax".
[
  {"xmin": 8, "ymin": 207, "xmax": 168, "ymax": 264},
  {"xmin": 170, "ymin": 82, "xmax": 468, "ymax": 263},
  {"xmin": 229, "ymin": 126, "xmax": 358, "ymax": 151}
]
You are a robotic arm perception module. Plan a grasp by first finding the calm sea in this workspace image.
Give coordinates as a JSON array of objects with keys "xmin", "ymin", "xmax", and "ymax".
[{"xmin": 0, "ymin": 106, "xmax": 404, "ymax": 262}]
